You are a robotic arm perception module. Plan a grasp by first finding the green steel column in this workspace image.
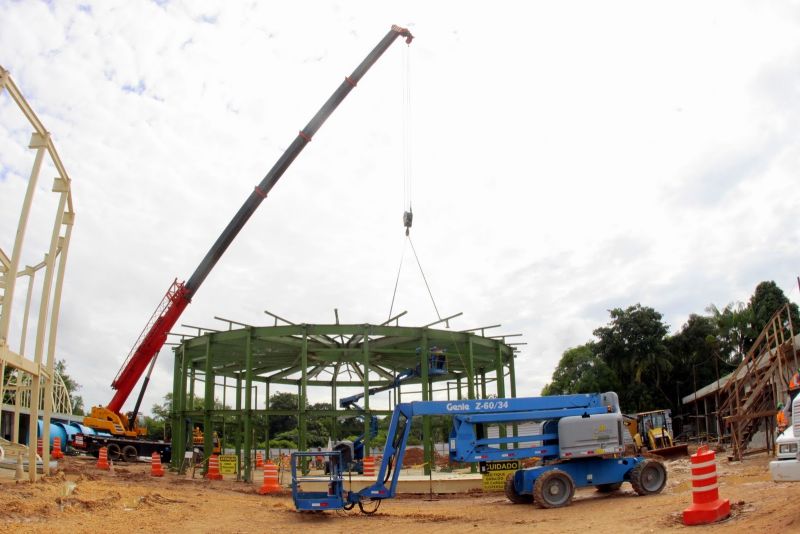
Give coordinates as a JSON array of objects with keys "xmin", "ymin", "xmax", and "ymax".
[
  {"xmin": 243, "ymin": 329, "xmax": 253, "ymax": 482},
  {"xmin": 171, "ymin": 346, "xmax": 185, "ymax": 471},
  {"xmin": 235, "ymin": 375, "xmax": 242, "ymax": 478},
  {"xmin": 203, "ymin": 337, "xmax": 214, "ymax": 474},
  {"xmin": 421, "ymin": 331, "xmax": 431, "ymax": 476},
  {"xmin": 466, "ymin": 337, "xmax": 475, "ymax": 400},
  {"xmin": 509, "ymin": 350, "xmax": 518, "ymax": 447},
  {"xmin": 362, "ymin": 327, "xmax": 371, "ymax": 455},
  {"xmin": 495, "ymin": 345, "xmax": 507, "ymax": 449},
  {"xmin": 265, "ymin": 382, "xmax": 270, "ymax": 454},
  {"xmin": 299, "ymin": 330, "xmax": 308, "ymax": 453},
  {"xmin": 189, "ymin": 368, "xmax": 196, "ymax": 406},
  {"xmin": 331, "ymin": 380, "xmax": 337, "ymax": 441},
  {"xmin": 456, "ymin": 377, "xmax": 462, "ymax": 400}
]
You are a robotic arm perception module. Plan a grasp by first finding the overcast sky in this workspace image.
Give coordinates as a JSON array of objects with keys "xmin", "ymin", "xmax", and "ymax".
[{"xmin": 1, "ymin": 1, "xmax": 799, "ymax": 417}]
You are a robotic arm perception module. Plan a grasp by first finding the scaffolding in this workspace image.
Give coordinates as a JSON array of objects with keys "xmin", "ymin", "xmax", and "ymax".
[{"xmin": 169, "ymin": 312, "xmax": 520, "ymax": 482}]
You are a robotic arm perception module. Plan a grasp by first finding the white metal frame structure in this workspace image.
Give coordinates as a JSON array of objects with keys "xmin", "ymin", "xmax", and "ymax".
[{"xmin": 0, "ymin": 65, "xmax": 75, "ymax": 480}]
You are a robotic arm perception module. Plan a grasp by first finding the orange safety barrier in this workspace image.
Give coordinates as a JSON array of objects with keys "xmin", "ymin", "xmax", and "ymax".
[
  {"xmin": 683, "ymin": 445, "xmax": 730, "ymax": 525},
  {"xmin": 258, "ymin": 460, "xmax": 280, "ymax": 494},
  {"xmin": 151, "ymin": 452, "xmax": 165, "ymax": 477},
  {"xmin": 205, "ymin": 454, "xmax": 223, "ymax": 480},
  {"xmin": 363, "ymin": 456, "xmax": 375, "ymax": 477},
  {"xmin": 52, "ymin": 437, "xmax": 64, "ymax": 459},
  {"xmin": 96, "ymin": 446, "xmax": 110, "ymax": 470},
  {"xmin": 256, "ymin": 452, "xmax": 264, "ymax": 468}
]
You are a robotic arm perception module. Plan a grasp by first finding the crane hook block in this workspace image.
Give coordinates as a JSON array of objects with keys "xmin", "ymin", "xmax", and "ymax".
[{"xmin": 403, "ymin": 210, "xmax": 413, "ymax": 236}]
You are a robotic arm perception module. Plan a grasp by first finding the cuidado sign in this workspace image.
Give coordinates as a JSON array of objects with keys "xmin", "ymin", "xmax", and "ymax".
[{"xmin": 480, "ymin": 460, "xmax": 520, "ymax": 491}]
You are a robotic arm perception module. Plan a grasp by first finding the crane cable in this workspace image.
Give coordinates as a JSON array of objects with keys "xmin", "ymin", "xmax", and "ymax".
[{"xmin": 388, "ymin": 44, "xmax": 443, "ymax": 322}]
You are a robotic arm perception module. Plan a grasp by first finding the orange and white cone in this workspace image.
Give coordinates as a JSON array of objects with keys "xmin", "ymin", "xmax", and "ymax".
[
  {"xmin": 151, "ymin": 452, "xmax": 165, "ymax": 477},
  {"xmin": 683, "ymin": 445, "xmax": 730, "ymax": 525},
  {"xmin": 363, "ymin": 456, "xmax": 375, "ymax": 477},
  {"xmin": 256, "ymin": 452, "xmax": 264, "ymax": 468},
  {"xmin": 205, "ymin": 454, "xmax": 223, "ymax": 480},
  {"xmin": 96, "ymin": 446, "xmax": 110, "ymax": 470},
  {"xmin": 52, "ymin": 437, "xmax": 64, "ymax": 460},
  {"xmin": 258, "ymin": 460, "xmax": 280, "ymax": 494}
]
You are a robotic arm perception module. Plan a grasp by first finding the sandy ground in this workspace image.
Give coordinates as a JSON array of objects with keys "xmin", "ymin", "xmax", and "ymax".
[{"xmin": 1, "ymin": 453, "xmax": 799, "ymax": 534}]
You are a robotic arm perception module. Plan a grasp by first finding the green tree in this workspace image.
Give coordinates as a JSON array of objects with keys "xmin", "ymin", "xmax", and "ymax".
[
  {"xmin": 706, "ymin": 302, "xmax": 754, "ymax": 365},
  {"xmin": 593, "ymin": 304, "xmax": 671, "ymax": 411},
  {"xmin": 749, "ymin": 281, "xmax": 800, "ymax": 338},
  {"xmin": 541, "ymin": 343, "xmax": 619, "ymax": 395},
  {"xmin": 55, "ymin": 359, "xmax": 84, "ymax": 415},
  {"xmin": 665, "ymin": 314, "xmax": 725, "ymax": 415}
]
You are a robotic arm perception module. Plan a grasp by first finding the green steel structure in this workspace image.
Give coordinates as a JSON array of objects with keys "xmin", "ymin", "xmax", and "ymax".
[{"xmin": 169, "ymin": 316, "xmax": 519, "ymax": 482}]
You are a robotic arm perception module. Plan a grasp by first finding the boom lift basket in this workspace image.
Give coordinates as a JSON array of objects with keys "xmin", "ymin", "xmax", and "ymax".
[{"xmin": 291, "ymin": 451, "xmax": 346, "ymax": 511}]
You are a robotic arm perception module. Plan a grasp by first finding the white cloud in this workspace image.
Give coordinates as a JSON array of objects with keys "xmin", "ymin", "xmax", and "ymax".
[{"xmin": 1, "ymin": 1, "xmax": 799, "ymax": 415}]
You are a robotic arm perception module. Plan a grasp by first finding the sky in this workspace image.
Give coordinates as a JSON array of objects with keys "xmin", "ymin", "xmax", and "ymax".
[{"xmin": 1, "ymin": 1, "xmax": 799, "ymax": 417}]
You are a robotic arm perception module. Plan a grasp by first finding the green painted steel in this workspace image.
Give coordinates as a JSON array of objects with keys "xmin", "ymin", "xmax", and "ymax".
[{"xmin": 169, "ymin": 322, "xmax": 516, "ymax": 479}]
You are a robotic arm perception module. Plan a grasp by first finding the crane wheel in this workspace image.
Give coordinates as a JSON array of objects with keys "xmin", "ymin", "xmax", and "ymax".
[
  {"xmin": 629, "ymin": 459, "xmax": 667, "ymax": 496},
  {"xmin": 122, "ymin": 445, "xmax": 138, "ymax": 462},
  {"xmin": 106, "ymin": 443, "xmax": 122, "ymax": 461},
  {"xmin": 533, "ymin": 469, "xmax": 575, "ymax": 508},
  {"xmin": 504, "ymin": 473, "xmax": 533, "ymax": 504},
  {"xmin": 595, "ymin": 482, "xmax": 622, "ymax": 493}
]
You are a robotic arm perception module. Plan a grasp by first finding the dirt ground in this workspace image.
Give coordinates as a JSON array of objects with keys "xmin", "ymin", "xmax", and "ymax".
[{"xmin": 1, "ymin": 452, "xmax": 799, "ymax": 534}]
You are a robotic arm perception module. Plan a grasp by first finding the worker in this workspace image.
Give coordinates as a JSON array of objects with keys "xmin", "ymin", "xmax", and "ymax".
[
  {"xmin": 790, "ymin": 369, "xmax": 800, "ymax": 390},
  {"xmin": 777, "ymin": 402, "xmax": 788, "ymax": 433}
]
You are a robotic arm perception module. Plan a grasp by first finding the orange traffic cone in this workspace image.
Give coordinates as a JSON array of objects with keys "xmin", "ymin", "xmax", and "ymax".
[
  {"xmin": 96, "ymin": 446, "xmax": 110, "ymax": 470},
  {"xmin": 362, "ymin": 456, "xmax": 375, "ymax": 477},
  {"xmin": 36, "ymin": 438, "xmax": 43, "ymax": 456},
  {"xmin": 205, "ymin": 454, "xmax": 223, "ymax": 480},
  {"xmin": 151, "ymin": 452, "xmax": 165, "ymax": 477},
  {"xmin": 52, "ymin": 437, "xmax": 64, "ymax": 459},
  {"xmin": 258, "ymin": 460, "xmax": 280, "ymax": 494},
  {"xmin": 683, "ymin": 445, "xmax": 730, "ymax": 525},
  {"xmin": 256, "ymin": 452, "xmax": 264, "ymax": 468}
]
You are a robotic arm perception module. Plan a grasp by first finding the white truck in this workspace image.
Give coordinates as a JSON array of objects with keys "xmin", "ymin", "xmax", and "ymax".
[{"xmin": 769, "ymin": 394, "xmax": 800, "ymax": 481}]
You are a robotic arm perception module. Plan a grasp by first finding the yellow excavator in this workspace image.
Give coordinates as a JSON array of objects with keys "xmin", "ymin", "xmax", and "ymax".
[{"xmin": 623, "ymin": 409, "xmax": 689, "ymax": 458}]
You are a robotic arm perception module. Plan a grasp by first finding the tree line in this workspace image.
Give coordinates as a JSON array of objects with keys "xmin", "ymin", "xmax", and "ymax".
[{"xmin": 541, "ymin": 280, "xmax": 799, "ymax": 420}]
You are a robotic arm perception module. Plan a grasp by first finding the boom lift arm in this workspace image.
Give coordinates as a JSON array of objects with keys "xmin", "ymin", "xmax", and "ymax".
[{"xmin": 85, "ymin": 25, "xmax": 415, "ymax": 437}]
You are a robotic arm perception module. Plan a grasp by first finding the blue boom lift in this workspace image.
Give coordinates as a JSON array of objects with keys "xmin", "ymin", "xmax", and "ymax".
[
  {"xmin": 330, "ymin": 347, "xmax": 447, "ymax": 473},
  {"xmin": 291, "ymin": 391, "xmax": 667, "ymax": 513}
]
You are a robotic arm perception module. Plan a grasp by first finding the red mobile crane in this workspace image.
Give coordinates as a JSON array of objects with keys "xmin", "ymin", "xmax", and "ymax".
[{"xmin": 78, "ymin": 25, "xmax": 414, "ymax": 462}]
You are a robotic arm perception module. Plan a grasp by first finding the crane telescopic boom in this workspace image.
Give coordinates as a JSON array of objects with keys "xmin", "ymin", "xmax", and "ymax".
[{"xmin": 86, "ymin": 25, "xmax": 414, "ymax": 433}]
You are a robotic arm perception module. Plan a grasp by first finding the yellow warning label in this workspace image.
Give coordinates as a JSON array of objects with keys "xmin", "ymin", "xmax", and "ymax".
[
  {"xmin": 482, "ymin": 469, "xmax": 515, "ymax": 491},
  {"xmin": 218, "ymin": 454, "xmax": 238, "ymax": 475}
]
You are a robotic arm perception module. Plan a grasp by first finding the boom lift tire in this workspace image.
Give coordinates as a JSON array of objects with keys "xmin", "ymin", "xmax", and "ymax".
[
  {"xmin": 107, "ymin": 443, "xmax": 122, "ymax": 461},
  {"xmin": 122, "ymin": 445, "xmax": 138, "ymax": 462},
  {"xmin": 505, "ymin": 473, "xmax": 533, "ymax": 504},
  {"xmin": 533, "ymin": 469, "xmax": 575, "ymax": 508},
  {"xmin": 629, "ymin": 459, "xmax": 667, "ymax": 495},
  {"xmin": 595, "ymin": 482, "xmax": 623, "ymax": 493}
]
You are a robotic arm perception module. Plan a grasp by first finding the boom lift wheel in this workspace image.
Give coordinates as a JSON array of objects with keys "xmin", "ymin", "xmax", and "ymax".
[
  {"xmin": 533, "ymin": 469, "xmax": 575, "ymax": 508},
  {"xmin": 504, "ymin": 473, "xmax": 533, "ymax": 504},
  {"xmin": 122, "ymin": 445, "xmax": 138, "ymax": 462},
  {"xmin": 629, "ymin": 459, "xmax": 667, "ymax": 495},
  {"xmin": 107, "ymin": 443, "xmax": 122, "ymax": 461}
]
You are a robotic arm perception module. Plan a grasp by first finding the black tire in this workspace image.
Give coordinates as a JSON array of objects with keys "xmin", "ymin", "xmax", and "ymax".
[
  {"xmin": 106, "ymin": 443, "xmax": 122, "ymax": 461},
  {"xmin": 505, "ymin": 473, "xmax": 533, "ymax": 504},
  {"xmin": 595, "ymin": 482, "xmax": 623, "ymax": 493},
  {"xmin": 629, "ymin": 459, "xmax": 667, "ymax": 496},
  {"xmin": 533, "ymin": 469, "xmax": 575, "ymax": 509},
  {"xmin": 122, "ymin": 445, "xmax": 138, "ymax": 462}
]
